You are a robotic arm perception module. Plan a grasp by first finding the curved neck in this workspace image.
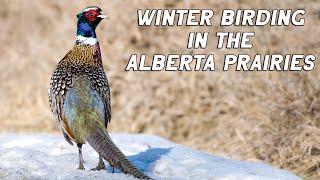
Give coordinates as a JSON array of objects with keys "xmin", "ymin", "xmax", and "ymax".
[
  {"xmin": 76, "ymin": 22, "xmax": 98, "ymax": 45},
  {"xmin": 77, "ymin": 21, "xmax": 97, "ymax": 38}
]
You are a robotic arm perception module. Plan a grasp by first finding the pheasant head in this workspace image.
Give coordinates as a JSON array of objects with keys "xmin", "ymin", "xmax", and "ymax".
[{"xmin": 76, "ymin": 6, "xmax": 108, "ymax": 43}]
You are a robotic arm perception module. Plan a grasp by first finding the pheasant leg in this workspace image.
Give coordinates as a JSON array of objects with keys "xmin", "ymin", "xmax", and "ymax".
[
  {"xmin": 77, "ymin": 143, "xmax": 85, "ymax": 170},
  {"xmin": 91, "ymin": 154, "xmax": 106, "ymax": 171}
]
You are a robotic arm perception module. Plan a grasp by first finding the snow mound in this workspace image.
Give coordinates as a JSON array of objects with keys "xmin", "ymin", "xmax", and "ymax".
[{"xmin": 0, "ymin": 133, "xmax": 300, "ymax": 180}]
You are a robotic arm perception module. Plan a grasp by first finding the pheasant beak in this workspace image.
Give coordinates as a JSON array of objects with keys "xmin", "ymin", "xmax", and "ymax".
[{"xmin": 98, "ymin": 13, "xmax": 110, "ymax": 20}]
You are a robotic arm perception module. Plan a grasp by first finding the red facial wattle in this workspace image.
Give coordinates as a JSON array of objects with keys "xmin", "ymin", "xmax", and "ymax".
[{"xmin": 85, "ymin": 10, "xmax": 100, "ymax": 22}]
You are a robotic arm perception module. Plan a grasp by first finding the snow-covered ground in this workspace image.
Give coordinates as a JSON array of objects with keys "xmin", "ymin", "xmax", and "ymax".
[{"xmin": 0, "ymin": 133, "xmax": 299, "ymax": 180}]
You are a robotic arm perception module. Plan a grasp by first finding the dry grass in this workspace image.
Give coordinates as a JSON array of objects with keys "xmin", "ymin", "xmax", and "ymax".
[{"xmin": 0, "ymin": 0, "xmax": 320, "ymax": 178}]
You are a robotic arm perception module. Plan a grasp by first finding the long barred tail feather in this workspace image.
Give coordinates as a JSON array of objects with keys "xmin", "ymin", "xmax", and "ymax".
[{"xmin": 87, "ymin": 129, "xmax": 151, "ymax": 179}]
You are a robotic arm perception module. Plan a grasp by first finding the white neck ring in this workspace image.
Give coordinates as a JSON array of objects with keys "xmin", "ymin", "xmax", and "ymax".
[{"xmin": 76, "ymin": 35, "xmax": 98, "ymax": 45}]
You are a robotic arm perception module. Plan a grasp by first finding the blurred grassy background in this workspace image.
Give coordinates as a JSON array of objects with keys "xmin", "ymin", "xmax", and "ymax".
[{"xmin": 0, "ymin": 0, "xmax": 319, "ymax": 178}]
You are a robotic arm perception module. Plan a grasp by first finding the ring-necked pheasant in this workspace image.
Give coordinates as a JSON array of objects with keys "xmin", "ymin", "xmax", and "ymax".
[{"xmin": 49, "ymin": 6, "xmax": 150, "ymax": 179}]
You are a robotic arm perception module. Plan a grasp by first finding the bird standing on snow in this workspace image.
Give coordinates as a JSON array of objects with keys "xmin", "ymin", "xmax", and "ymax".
[{"xmin": 49, "ymin": 6, "xmax": 150, "ymax": 179}]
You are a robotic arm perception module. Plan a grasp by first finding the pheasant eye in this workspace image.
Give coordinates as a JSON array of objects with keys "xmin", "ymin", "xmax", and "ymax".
[{"xmin": 85, "ymin": 10, "xmax": 98, "ymax": 22}]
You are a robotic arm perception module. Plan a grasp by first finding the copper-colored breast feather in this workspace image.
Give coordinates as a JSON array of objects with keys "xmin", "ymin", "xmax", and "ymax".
[{"xmin": 49, "ymin": 44, "xmax": 111, "ymax": 145}]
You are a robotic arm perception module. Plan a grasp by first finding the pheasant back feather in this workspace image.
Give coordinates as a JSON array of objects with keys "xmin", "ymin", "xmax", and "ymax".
[
  {"xmin": 49, "ymin": 6, "xmax": 150, "ymax": 178},
  {"xmin": 49, "ymin": 43, "xmax": 111, "ymax": 143}
]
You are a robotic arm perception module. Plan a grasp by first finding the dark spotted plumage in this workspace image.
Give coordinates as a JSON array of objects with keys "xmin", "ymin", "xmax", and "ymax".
[
  {"xmin": 49, "ymin": 6, "xmax": 150, "ymax": 179},
  {"xmin": 49, "ymin": 44, "xmax": 111, "ymax": 142}
]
